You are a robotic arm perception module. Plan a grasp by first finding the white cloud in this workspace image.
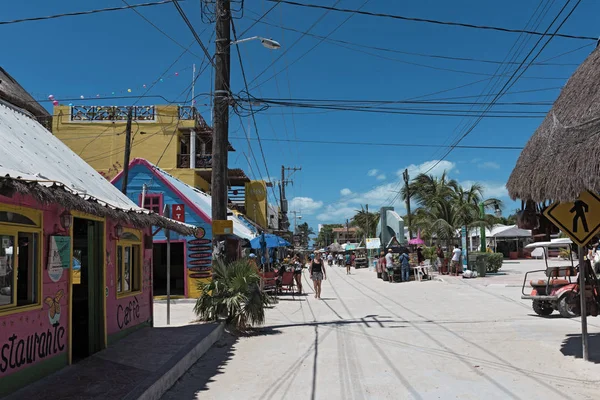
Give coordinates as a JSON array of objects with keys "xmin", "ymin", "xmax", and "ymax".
[
  {"xmin": 478, "ymin": 161, "xmax": 500, "ymax": 170},
  {"xmin": 367, "ymin": 169, "xmax": 379, "ymax": 177},
  {"xmin": 376, "ymin": 174, "xmax": 386, "ymax": 181},
  {"xmin": 289, "ymin": 197, "xmax": 323, "ymax": 215},
  {"xmin": 316, "ymin": 205, "xmax": 358, "ymax": 222},
  {"xmin": 340, "ymin": 188, "xmax": 353, "ymax": 196},
  {"xmin": 461, "ymin": 181, "xmax": 508, "ymax": 199},
  {"xmin": 397, "ymin": 160, "xmax": 456, "ymax": 179}
]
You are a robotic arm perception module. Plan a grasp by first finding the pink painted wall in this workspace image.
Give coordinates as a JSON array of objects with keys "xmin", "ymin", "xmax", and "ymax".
[
  {"xmin": 104, "ymin": 219, "xmax": 153, "ymax": 336},
  {"xmin": 0, "ymin": 195, "xmax": 68, "ymax": 378},
  {"xmin": 0, "ymin": 193, "xmax": 154, "ymax": 379}
]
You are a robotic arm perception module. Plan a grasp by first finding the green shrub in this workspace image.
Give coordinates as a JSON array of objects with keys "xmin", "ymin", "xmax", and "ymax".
[
  {"xmin": 468, "ymin": 252, "xmax": 503, "ymax": 273},
  {"xmin": 194, "ymin": 259, "xmax": 273, "ymax": 331}
]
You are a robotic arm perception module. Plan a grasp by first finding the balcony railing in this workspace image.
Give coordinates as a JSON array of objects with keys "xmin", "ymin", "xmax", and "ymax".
[
  {"xmin": 177, "ymin": 154, "xmax": 212, "ymax": 169},
  {"xmin": 70, "ymin": 105, "xmax": 155, "ymax": 121},
  {"xmin": 178, "ymin": 106, "xmax": 211, "ymax": 131}
]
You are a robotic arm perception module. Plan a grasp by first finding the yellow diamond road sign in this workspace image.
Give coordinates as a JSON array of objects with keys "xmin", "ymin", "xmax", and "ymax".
[{"xmin": 543, "ymin": 191, "xmax": 600, "ymax": 246}]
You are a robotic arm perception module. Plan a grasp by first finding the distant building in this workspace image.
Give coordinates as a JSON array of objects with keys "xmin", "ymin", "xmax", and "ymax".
[{"xmin": 332, "ymin": 226, "xmax": 359, "ymax": 243}]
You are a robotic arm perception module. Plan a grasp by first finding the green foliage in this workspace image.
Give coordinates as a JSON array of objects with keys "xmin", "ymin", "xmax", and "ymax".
[
  {"xmin": 403, "ymin": 172, "xmax": 502, "ymax": 243},
  {"xmin": 296, "ymin": 222, "xmax": 315, "ymax": 248},
  {"xmin": 421, "ymin": 246, "xmax": 437, "ymax": 263},
  {"xmin": 194, "ymin": 259, "xmax": 272, "ymax": 331},
  {"xmin": 350, "ymin": 206, "xmax": 380, "ymax": 239},
  {"xmin": 470, "ymin": 252, "xmax": 503, "ymax": 273},
  {"xmin": 316, "ymin": 224, "xmax": 342, "ymax": 247}
]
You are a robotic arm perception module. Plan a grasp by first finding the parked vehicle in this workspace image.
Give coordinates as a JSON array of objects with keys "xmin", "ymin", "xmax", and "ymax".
[{"xmin": 521, "ymin": 239, "xmax": 600, "ymax": 318}]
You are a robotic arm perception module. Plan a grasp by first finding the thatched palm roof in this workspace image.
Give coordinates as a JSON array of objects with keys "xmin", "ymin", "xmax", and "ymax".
[
  {"xmin": 0, "ymin": 67, "xmax": 49, "ymax": 119},
  {"xmin": 507, "ymin": 46, "xmax": 600, "ymax": 203}
]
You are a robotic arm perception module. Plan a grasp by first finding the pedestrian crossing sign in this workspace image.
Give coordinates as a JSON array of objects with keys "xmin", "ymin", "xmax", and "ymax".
[{"xmin": 543, "ymin": 191, "xmax": 600, "ymax": 246}]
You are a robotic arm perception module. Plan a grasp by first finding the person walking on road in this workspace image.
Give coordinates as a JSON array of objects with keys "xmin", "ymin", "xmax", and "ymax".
[
  {"xmin": 344, "ymin": 252, "xmax": 351, "ymax": 274},
  {"xmin": 385, "ymin": 249, "xmax": 394, "ymax": 283},
  {"xmin": 436, "ymin": 245, "xmax": 445, "ymax": 273},
  {"xmin": 293, "ymin": 255, "xmax": 303, "ymax": 294},
  {"xmin": 399, "ymin": 249, "xmax": 410, "ymax": 282},
  {"xmin": 451, "ymin": 246, "xmax": 462, "ymax": 274},
  {"xmin": 311, "ymin": 252, "xmax": 326, "ymax": 299}
]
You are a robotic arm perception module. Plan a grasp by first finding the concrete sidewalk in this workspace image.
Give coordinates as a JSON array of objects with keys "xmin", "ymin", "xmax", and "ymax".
[{"xmin": 4, "ymin": 302, "xmax": 222, "ymax": 400}]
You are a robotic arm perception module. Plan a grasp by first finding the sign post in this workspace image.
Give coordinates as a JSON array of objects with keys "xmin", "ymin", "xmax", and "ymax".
[{"xmin": 543, "ymin": 190, "xmax": 600, "ymax": 362}]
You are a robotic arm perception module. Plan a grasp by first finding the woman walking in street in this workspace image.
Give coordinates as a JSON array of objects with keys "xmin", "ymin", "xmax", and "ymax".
[
  {"xmin": 311, "ymin": 252, "xmax": 327, "ymax": 299},
  {"xmin": 293, "ymin": 254, "xmax": 303, "ymax": 294}
]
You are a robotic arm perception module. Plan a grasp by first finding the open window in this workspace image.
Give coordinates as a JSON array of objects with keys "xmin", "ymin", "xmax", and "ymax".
[
  {"xmin": 0, "ymin": 207, "xmax": 42, "ymax": 312},
  {"xmin": 116, "ymin": 228, "xmax": 142, "ymax": 297}
]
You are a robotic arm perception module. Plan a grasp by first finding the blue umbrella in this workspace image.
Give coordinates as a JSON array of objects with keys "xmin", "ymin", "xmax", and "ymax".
[{"xmin": 250, "ymin": 233, "xmax": 291, "ymax": 249}]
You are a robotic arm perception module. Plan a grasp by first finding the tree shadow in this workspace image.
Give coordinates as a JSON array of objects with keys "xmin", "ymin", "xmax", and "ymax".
[{"xmin": 560, "ymin": 333, "xmax": 600, "ymax": 363}]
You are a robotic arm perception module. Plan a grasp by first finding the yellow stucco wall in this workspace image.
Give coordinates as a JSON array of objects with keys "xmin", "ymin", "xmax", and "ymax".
[{"xmin": 52, "ymin": 105, "xmax": 195, "ymax": 181}]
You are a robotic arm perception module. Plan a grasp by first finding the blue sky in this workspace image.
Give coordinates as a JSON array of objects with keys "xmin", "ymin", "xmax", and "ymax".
[{"xmin": 2, "ymin": 0, "xmax": 598, "ymax": 233}]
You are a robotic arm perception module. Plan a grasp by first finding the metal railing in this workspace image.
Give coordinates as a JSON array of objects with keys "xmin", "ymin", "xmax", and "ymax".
[
  {"xmin": 177, "ymin": 154, "xmax": 212, "ymax": 169},
  {"xmin": 70, "ymin": 105, "xmax": 155, "ymax": 121},
  {"xmin": 178, "ymin": 106, "xmax": 211, "ymax": 131}
]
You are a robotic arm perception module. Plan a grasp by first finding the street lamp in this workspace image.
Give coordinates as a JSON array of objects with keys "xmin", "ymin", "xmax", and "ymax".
[{"xmin": 230, "ymin": 36, "xmax": 281, "ymax": 50}]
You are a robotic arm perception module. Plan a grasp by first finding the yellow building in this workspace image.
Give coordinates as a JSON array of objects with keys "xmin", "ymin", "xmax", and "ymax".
[{"xmin": 52, "ymin": 104, "xmax": 249, "ymax": 192}]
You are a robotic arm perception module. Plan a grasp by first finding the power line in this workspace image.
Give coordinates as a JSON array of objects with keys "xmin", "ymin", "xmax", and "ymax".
[
  {"xmin": 268, "ymin": 0, "xmax": 596, "ymax": 41},
  {"xmin": 251, "ymin": 0, "xmax": 373, "ymax": 89},
  {"xmin": 229, "ymin": 136, "xmax": 524, "ymax": 150},
  {"xmin": 238, "ymin": 1, "xmax": 281, "ymax": 37},
  {"xmin": 0, "ymin": 0, "xmax": 175, "ymax": 26},
  {"xmin": 172, "ymin": 0, "xmax": 216, "ymax": 68},
  {"xmin": 422, "ymin": 0, "xmax": 583, "ymax": 177},
  {"xmin": 247, "ymin": 0, "xmax": 343, "ymax": 88},
  {"xmin": 245, "ymin": 12, "xmax": 590, "ymax": 67},
  {"xmin": 121, "ymin": 0, "xmax": 204, "ymax": 59},
  {"xmin": 231, "ymin": 18, "xmax": 280, "ymax": 204}
]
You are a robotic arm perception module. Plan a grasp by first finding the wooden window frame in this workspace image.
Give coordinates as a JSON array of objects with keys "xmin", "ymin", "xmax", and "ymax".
[
  {"xmin": 0, "ymin": 205, "xmax": 43, "ymax": 316},
  {"xmin": 139, "ymin": 193, "xmax": 163, "ymax": 215},
  {"xmin": 116, "ymin": 228, "xmax": 143, "ymax": 299}
]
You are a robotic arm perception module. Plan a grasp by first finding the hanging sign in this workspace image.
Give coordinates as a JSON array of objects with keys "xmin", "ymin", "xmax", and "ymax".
[{"xmin": 172, "ymin": 204, "xmax": 185, "ymax": 222}]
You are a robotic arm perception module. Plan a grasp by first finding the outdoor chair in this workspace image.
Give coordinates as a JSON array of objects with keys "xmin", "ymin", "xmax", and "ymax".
[
  {"xmin": 278, "ymin": 271, "xmax": 296, "ymax": 294},
  {"xmin": 260, "ymin": 271, "xmax": 277, "ymax": 293}
]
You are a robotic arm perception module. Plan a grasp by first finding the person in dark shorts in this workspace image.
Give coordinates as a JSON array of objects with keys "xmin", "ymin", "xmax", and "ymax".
[
  {"xmin": 311, "ymin": 252, "xmax": 327, "ymax": 299},
  {"xmin": 293, "ymin": 254, "xmax": 303, "ymax": 294}
]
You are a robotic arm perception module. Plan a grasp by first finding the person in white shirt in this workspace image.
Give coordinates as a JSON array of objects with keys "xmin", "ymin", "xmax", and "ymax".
[
  {"xmin": 451, "ymin": 247, "xmax": 462, "ymax": 273},
  {"xmin": 327, "ymin": 253, "xmax": 333, "ymax": 266},
  {"xmin": 385, "ymin": 249, "xmax": 395, "ymax": 283}
]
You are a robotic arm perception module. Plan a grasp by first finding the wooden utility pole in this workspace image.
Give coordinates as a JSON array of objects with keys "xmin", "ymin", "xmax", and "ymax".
[
  {"xmin": 279, "ymin": 165, "xmax": 301, "ymax": 233},
  {"xmin": 403, "ymin": 169, "xmax": 413, "ymax": 240},
  {"xmin": 211, "ymin": 0, "xmax": 231, "ymax": 226},
  {"xmin": 121, "ymin": 107, "xmax": 133, "ymax": 195}
]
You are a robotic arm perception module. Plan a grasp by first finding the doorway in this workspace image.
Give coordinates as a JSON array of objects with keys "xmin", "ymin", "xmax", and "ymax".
[
  {"xmin": 72, "ymin": 218, "xmax": 105, "ymax": 362},
  {"xmin": 153, "ymin": 242, "xmax": 185, "ymax": 296}
]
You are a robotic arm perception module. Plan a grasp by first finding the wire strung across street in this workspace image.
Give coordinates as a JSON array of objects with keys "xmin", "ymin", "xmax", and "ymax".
[
  {"xmin": 268, "ymin": 0, "xmax": 596, "ymax": 41},
  {"xmin": 231, "ymin": 18, "xmax": 281, "ymax": 205},
  {"xmin": 229, "ymin": 136, "xmax": 524, "ymax": 150},
  {"xmin": 419, "ymin": 0, "xmax": 584, "ymax": 179},
  {"xmin": 0, "ymin": 0, "xmax": 175, "ymax": 26}
]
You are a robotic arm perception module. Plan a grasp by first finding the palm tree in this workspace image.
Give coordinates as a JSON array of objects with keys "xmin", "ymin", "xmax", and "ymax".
[
  {"xmin": 194, "ymin": 259, "xmax": 272, "ymax": 331},
  {"xmin": 297, "ymin": 222, "xmax": 315, "ymax": 248},
  {"xmin": 404, "ymin": 172, "xmax": 503, "ymax": 245},
  {"xmin": 350, "ymin": 206, "xmax": 380, "ymax": 240}
]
